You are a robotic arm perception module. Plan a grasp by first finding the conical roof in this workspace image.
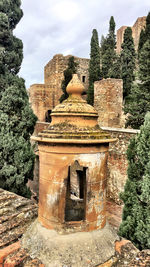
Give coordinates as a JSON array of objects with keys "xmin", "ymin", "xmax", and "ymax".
[{"xmin": 34, "ymin": 74, "xmax": 115, "ymax": 144}]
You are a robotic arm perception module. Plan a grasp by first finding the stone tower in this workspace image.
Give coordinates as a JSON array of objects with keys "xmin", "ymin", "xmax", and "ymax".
[
  {"xmin": 29, "ymin": 54, "xmax": 89, "ymax": 122},
  {"xmin": 94, "ymin": 78, "xmax": 124, "ymax": 128},
  {"xmin": 116, "ymin": 16, "xmax": 146, "ymax": 54}
]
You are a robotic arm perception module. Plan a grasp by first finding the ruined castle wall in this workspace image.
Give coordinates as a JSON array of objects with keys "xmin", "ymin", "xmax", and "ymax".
[
  {"xmin": 116, "ymin": 26, "xmax": 127, "ymax": 54},
  {"xmin": 44, "ymin": 54, "xmax": 89, "ymax": 106},
  {"xmin": 44, "ymin": 54, "xmax": 68, "ymax": 107},
  {"xmin": 29, "ymin": 84, "xmax": 53, "ymax": 122},
  {"xmin": 101, "ymin": 127, "xmax": 140, "ymax": 204},
  {"xmin": 94, "ymin": 79, "xmax": 125, "ymax": 128},
  {"xmin": 116, "ymin": 16, "xmax": 146, "ymax": 54},
  {"xmin": 132, "ymin": 16, "xmax": 146, "ymax": 51},
  {"xmin": 29, "ymin": 54, "xmax": 89, "ymax": 123}
]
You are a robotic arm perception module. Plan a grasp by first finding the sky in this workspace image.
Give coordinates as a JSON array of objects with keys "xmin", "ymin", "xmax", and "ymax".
[{"xmin": 14, "ymin": 0, "xmax": 150, "ymax": 88}]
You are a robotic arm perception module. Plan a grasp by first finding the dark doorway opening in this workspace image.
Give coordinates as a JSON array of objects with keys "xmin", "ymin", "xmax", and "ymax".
[
  {"xmin": 82, "ymin": 75, "xmax": 86, "ymax": 83},
  {"xmin": 45, "ymin": 110, "xmax": 52, "ymax": 122},
  {"xmin": 65, "ymin": 161, "xmax": 87, "ymax": 222}
]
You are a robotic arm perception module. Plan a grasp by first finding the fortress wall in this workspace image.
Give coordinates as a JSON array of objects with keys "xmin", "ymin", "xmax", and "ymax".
[{"xmin": 101, "ymin": 127, "xmax": 140, "ymax": 204}]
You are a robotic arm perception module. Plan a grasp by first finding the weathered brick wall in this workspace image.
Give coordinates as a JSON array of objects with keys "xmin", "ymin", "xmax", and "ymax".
[
  {"xmin": 101, "ymin": 127, "xmax": 140, "ymax": 204},
  {"xmin": 116, "ymin": 16, "xmax": 146, "ymax": 54},
  {"xmin": 94, "ymin": 78, "xmax": 125, "ymax": 128}
]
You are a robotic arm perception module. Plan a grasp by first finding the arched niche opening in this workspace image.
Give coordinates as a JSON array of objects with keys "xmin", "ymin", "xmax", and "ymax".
[{"xmin": 65, "ymin": 161, "xmax": 87, "ymax": 222}]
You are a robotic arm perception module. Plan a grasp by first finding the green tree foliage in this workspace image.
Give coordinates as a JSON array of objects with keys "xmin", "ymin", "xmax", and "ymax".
[
  {"xmin": 59, "ymin": 56, "xmax": 77, "ymax": 103},
  {"xmin": 145, "ymin": 12, "xmax": 150, "ymax": 39},
  {"xmin": 120, "ymin": 27, "xmax": 136, "ymax": 99},
  {"xmin": 108, "ymin": 54, "xmax": 122, "ymax": 78},
  {"xmin": 138, "ymin": 29, "xmax": 146, "ymax": 58},
  {"xmin": 125, "ymin": 39, "xmax": 150, "ymax": 129},
  {"xmin": 0, "ymin": 0, "xmax": 37, "ymax": 197},
  {"xmin": 119, "ymin": 112, "xmax": 150, "ymax": 250},
  {"xmin": 101, "ymin": 16, "xmax": 117, "ymax": 78},
  {"xmin": 138, "ymin": 12, "xmax": 150, "ymax": 57},
  {"xmin": 87, "ymin": 29, "xmax": 101, "ymax": 106}
]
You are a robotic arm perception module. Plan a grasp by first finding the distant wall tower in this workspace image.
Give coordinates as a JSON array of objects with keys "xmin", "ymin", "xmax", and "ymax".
[
  {"xmin": 116, "ymin": 16, "xmax": 146, "ymax": 54},
  {"xmin": 29, "ymin": 54, "xmax": 89, "ymax": 122},
  {"xmin": 94, "ymin": 78, "xmax": 125, "ymax": 128}
]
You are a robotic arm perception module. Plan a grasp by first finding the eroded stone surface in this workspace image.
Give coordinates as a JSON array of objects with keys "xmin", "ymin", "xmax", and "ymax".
[{"xmin": 22, "ymin": 220, "xmax": 119, "ymax": 267}]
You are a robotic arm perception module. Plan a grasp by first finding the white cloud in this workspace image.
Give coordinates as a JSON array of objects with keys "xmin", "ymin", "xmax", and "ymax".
[
  {"xmin": 52, "ymin": 0, "xmax": 80, "ymax": 22},
  {"xmin": 14, "ymin": 0, "xmax": 150, "ymax": 88}
]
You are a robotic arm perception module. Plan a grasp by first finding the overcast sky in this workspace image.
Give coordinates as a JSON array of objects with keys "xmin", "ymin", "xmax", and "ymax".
[{"xmin": 14, "ymin": 0, "xmax": 150, "ymax": 88}]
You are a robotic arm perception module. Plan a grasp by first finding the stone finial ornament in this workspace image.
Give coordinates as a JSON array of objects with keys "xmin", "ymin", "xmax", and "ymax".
[{"xmin": 66, "ymin": 74, "xmax": 84, "ymax": 96}]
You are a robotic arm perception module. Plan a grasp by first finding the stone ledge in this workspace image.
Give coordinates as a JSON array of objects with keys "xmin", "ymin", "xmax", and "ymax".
[{"xmin": 101, "ymin": 126, "xmax": 140, "ymax": 134}]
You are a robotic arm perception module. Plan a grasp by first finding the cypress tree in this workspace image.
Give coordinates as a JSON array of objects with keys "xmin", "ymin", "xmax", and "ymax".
[
  {"xmin": 125, "ymin": 12, "xmax": 150, "ymax": 128},
  {"xmin": 120, "ymin": 27, "xmax": 136, "ymax": 99},
  {"xmin": 108, "ymin": 54, "xmax": 122, "ymax": 78},
  {"xmin": 145, "ymin": 12, "xmax": 150, "ymax": 40},
  {"xmin": 119, "ymin": 112, "xmax": 150, "ymax": 250},
  {"xmin": 59, "ymin": 56, "xmax": 77, "ymax": 103},
  {"xmin": 0, "ymin": 0, "xmax": 37, "ymax": 197},
  {"xmin": 101, "ymin": 16, "xmax": 116, "ymax": 78},
  {"xmin": 100, "ymin": 35, "xmax": 107, "ymax": 56},
  {"xmin": 138, "ymin": 29, "xmax": 146, "ymax": 58},
  {"xmin": 87, "ymin": 29, "xmax": 101, "ymax": 106},
  {"xmin": 138, "ymin": 12, "xmax": 150, "ymax": 57},
  {"xmin": 125, "ymin": 39, "xmax": 150, "ymax": 129}
]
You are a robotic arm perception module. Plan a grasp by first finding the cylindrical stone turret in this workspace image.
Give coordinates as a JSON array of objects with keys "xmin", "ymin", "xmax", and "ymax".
[{"xmin": 33, "ymin": 74, "xmax": 116, "ymax": 232}]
